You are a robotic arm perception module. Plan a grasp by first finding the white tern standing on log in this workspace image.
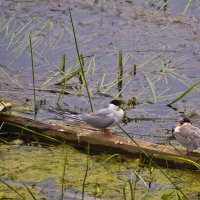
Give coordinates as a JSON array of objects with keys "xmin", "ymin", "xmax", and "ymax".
[
  {"xmin": 51, "ymin": 100, "xmax": 124, "ymax": 137},
  {"xmin": 174, "ymin": 117, "xmax": 200, "ymax": 154}
]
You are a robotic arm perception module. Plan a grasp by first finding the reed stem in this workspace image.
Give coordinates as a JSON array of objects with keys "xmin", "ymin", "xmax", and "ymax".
[
  {"xmin": 29, "ymin": 34, "xmax": 37, "ymax": 118},
  {"xmin": 128, "ymin": 180, "xmax": 134, "ymax": 200},
  {"xmin": 57, "ymin": 54, "xmax": 67, "ymax": 106},
  {"xmin": 68, "ymin": 5, "xmax": 93, "ymax": 112},
  {"xmin": 82, "ymin": 143, "xmax": 90, "ymax": 200},
  {"xmin": 61, "ymin": 149, "xmax": 68, "ymax": 200},
  {"xmin": 22, "ymin": 183, "xmax": 37, "ymax": 200},
  {"xmin": 61, "ymin": 54, "xmax": 66, "ymax": 72},
  {"xmin": 133, "ymin": 64, "xmax": 136, "ymax": 76},
  {"xmin": 167, "ymin": 79, "xmax": 200, "ymax": 106},
  {"xmin": 118, "ymin": 49, "xmax": 123, "ymax": 96}
]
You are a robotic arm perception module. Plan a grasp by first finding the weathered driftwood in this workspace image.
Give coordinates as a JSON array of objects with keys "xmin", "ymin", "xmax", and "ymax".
[{"xmin": 0, "ymin": 114, "xmax": 200, "ymax": 169}]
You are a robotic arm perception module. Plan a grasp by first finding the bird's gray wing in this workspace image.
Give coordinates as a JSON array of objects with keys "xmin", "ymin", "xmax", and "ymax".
[
  {"xmin": 177, "ymin": 125, "xmax": 200, "ymax": 149},
  {"xmin": 189, "ymin": 126, "xmax": 200, "ymax": 148},
  {"xmin": 80, "ymin": 108, "xmax": 115, "ymax": 129},
  {"xmin": 184, "ymin": 125, "xmax": 200, "ymax": 138},
  {"xmin": 92, "ymin": 108, "xmax": 112, "ymax": 116}
]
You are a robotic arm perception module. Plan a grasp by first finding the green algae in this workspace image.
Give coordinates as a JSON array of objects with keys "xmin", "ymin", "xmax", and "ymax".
[
  {"xmin": 0, "ymin": 181, "xmax": 45, "ymax": 200},
  {"xmin": 0, "ymin": 144, "xmax": 200, "ymax": 199}
]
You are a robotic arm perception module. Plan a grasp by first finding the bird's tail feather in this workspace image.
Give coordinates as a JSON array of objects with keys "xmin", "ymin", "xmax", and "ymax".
[{"xmin": 48, "ymin": 108, "xmax": 83, "ymax": 122}]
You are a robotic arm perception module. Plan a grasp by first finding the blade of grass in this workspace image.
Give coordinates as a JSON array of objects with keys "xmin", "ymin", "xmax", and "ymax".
[
  {"xmin": 7, "ymin": 19, "xmax": 33, "ymax": 49},
  {"xmin": 57, "ymin": 55, "xmax": 68, "ymax": 105},
  {"xmin": 6, "ymin": 21, "xmax": 16, "ymax": 37},
  {"xmin": 176, "ymin": 191, "xmax": 182, "ymax": 200},
  {"xmin": 123, "ymin": 181, "xmax": 127, "ymax": 200},
  {"xmin": 145, "ymin": 76, "xmax": 157, "ymax": 103},
  {"xmin": 22, "ymin": 183, "xmax": 37, "ymax": 200},
  {"xmin": 61, "ymin": 148, "xmax": 68, "ymax": 200},
  {"xmin": 168, "ymin": 72, "xmax": 191, "ymax": 87},
  {"xmin": 61, "ymin": 54, "xmax": 66, "ymax": 72},
  {"xmin": 133, "ymin": 171, "xmax": 149, "ymax": 189},
  {"xmin": 164, "ymin": 155, "xmax": 200, "ymax": 170},
  {"xmin": 92, "ymin": 57, "xmax": 96, "ymax": 75},
  {"xmin": 132, "ymin": 173, "xmax": 138, "ymax": 200},
  {"xmin": 43, "ymin": 57, "xmax": 79, "ymax": 86},
  {"xmin": 115, "ymin": 78, "xmax": 132, "ymax": 99},
  {"xmin": 167, "ymin": 79, "xmax": 200, "ymax": 106},
  {"xmin": 94, "ymin": 178, "xmax": 99, "ymax": 200},
  {"xmin": 128, "ymin": 179, "xmax": 134, "ymax": 200},
  {"xmin": 118, "ymin": 48, "xmax": 123, "ymax": 96},
  {"xmin": 101, "ymin": 71, "xmax": 130, "ymax": 94},
  {"xmin": 29, "ymin": 34, "xmax": 37, "ymax": 118},
  {"xmin": 68, "ymin": 5, "xmax": 93, "ymax": 112},
  {"xmin": 0, "ymin": 16, "xmax": 6, "ymax": 27},
  {"xmin": 57, "ymin": 77, "xmax": 68, "ymax": 107},
  {"xmin": 183, "ymin": 0, "xmax": 192, "ymax": 14},
  {"xmin": 0, "ymin": 178, "xmax": 26, "ymax": 200},
  {"xmin": 101, "ymin": 154, "xmax": 121, "ymax": 164},
  {"xmin": 78, "ymin": 54, "xmax": 84, "ymax": 85},
  {"xmin": 130, "ymin": 64, "xmax": 137, "ymax": 76},
  {"xmin": 86, "ymin": 56, "xmax": 94, "ymax": 75},
  {"xmin": 82, "ymin": 143, "xmax": 90, "ymax": 200},
  {"xmin": 97, "ymin": 72, "xmax": 106, "ymax": 92}
]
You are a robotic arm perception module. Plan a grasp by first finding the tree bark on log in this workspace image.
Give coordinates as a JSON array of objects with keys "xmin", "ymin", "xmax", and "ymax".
[{"xmin": 0, "ymin": 114, "xmax": 199, "ymax": 169}]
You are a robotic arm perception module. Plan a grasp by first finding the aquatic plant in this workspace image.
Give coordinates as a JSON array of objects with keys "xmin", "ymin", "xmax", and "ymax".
[
  {"xmin": 68, "ymin": 5, "xmax": 93, "ymax": 112},
  {"xmin": 61, "ymin": 149, "xmax": 68, "ymax": 200},
  {"xmin": 29, "ymin": 34, "xmax": 38, "ymax": 118},
  {"xmin": 82, "ymin": 143, "xmax": 90, "ymax": 200},
  {"xmin": 167, "ymin": 79, "xmax": 200, "ymax": 106}
]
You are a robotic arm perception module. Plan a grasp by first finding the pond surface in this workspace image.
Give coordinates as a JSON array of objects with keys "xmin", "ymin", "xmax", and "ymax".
[{"xmin": 0, "ymin": 0, "xmax": 200, "ymax": 199}]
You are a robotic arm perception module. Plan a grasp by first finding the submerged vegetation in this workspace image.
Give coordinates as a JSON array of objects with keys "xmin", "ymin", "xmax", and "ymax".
[
  {"xmin": 0, "ymin": 0, "xmax": 200, "ymax": 199},
  {"xmin": 0, "ymin": 143, "xmax": 200, "ymax": 199}
]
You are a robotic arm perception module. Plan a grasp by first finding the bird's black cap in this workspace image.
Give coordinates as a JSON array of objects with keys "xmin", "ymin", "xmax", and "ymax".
[
  {"xmin": 179, "ymin": 117, "xmax": 192, "ymax": 124},
  {"xmin": 110, "ymin": 100, "xmax": 122, "ymax": 106}
]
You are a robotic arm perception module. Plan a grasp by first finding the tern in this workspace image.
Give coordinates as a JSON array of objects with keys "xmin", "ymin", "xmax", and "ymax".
[
  {"xmin": 51, "ymin": 100, "xmax": 124, "ymax": 137},
  {"xmin": 174, "ymin": 117, "xmax": 200, "ymax": 154}
]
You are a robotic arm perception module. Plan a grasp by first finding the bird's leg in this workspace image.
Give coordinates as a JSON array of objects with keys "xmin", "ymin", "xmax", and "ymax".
[{"xmin": 103, "ymin": 129, "xmax": 112, "ymax": 137}]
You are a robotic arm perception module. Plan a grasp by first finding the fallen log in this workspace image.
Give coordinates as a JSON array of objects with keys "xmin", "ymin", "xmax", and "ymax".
[{"xmin": 0, "ymin": 113, "xmax": 199, "ymax": 169}]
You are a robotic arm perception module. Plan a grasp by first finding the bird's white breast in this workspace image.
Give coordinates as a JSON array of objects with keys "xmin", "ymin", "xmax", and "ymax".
[
  {"xmin": 174, "ymin": 126, "xmax": 180, "ymax": 133},
  {"xmin": 108, "ymin": 104, "xmax": 124, "ymax": 123}
]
